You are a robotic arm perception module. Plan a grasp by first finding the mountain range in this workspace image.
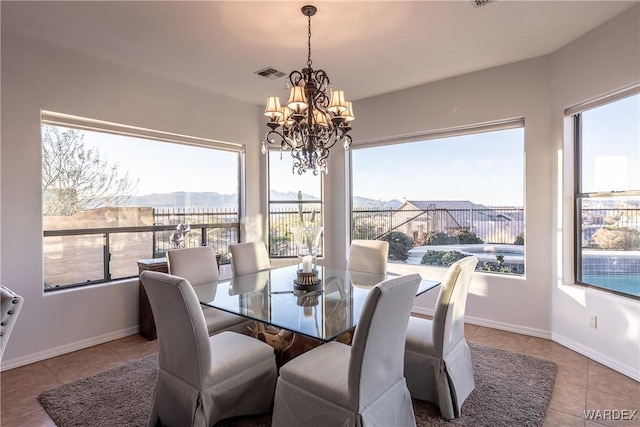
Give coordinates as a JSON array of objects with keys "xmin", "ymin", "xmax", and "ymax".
[{"xmin": 123, "ymin": 191, "xmax": 402, "ymax": 210}]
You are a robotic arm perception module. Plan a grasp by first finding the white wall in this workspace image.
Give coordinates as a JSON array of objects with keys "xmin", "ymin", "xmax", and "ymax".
[
  {"xmin": 549, "ymin": 5, "xmax": 640, "ymax": 379},
  {"xmin": 0, "ymin": 32, "xmax": 263, "ymax": 369},
  {"xmin": 325, "ymin": 5, "xmax": 639, "ymax": 380}
]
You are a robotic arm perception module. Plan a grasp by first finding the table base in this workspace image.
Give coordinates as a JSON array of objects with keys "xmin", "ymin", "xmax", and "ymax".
[{"xmin": 249, "ymin": 322, "xmax": 354, "ymax": 367}]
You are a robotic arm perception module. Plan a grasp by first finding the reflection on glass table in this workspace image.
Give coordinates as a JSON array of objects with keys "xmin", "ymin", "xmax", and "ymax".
[{"xmin": 191, "ymin": 264, "xmax": 440, "ymax": 342}]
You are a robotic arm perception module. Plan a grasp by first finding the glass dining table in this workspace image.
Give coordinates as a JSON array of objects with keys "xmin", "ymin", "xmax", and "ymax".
[{"xmin": 191, "ymin": 264, "xmax": 440, "ymax": 343}]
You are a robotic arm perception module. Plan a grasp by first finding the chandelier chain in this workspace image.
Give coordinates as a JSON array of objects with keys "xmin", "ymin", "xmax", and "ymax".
[{"xmin": 307, "ymin": 13, "xmax": 312, "ymax": 68}]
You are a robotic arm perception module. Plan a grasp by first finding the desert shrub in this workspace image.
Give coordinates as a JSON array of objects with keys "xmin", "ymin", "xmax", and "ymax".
[
  {"xmin": 413, "ymin": 229, "xmax": 430, "ymax": 246},
  {"xmin": 424, "ymin": 230, "xmax": 482, "ymax": 245},
  {"xmin": 425, "ymin": 231, "xmax": 458, "ymax": 245},
  {"xmin": 381, "ymin": 231, "xmax": 414, "ymax": 262},
  {"xmin": 477, "ymin": 261, "xmax": 517, "ymax": 274},
  {"xmin": 420, "ymin": 250, "xmax": 470, "ymax": 267},
  {"xmin": 514, "ymin": 232, "xmax": 525, "ymax": 245},
  {"xmin": 453, "ymin": 229, "xmax": 483, "ymax": 244},
  {"xmin": 591, "ymin": 227, "xmax": 640, "ymax": 250}
]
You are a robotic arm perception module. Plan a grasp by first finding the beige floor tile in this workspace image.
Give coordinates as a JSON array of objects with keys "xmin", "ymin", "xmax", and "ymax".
[
  {"xmin": 0, "ymin": 361, "xmax": 58, "ymax": 395},
  {"xmin": 0, "ymin": 408, "xmax": 56, "ymax": 427},
  {"xmin": 464, "ymin": 323, "xmax": 480, "ymax": 338},
  {"xmin": 41, "ymin": 343, "xmax": 125, "ymax": 384},
  {"xmin": 587, "ymin": 361, "xmax": 640, "ymax": 401},
  {"xmin": 103, "ymin": 334, "xmax": 158, "ymax": 363},
  {"xmin": 549, "ymin": 378, "xmax": 588, "ymax": 418},
  {"xmin": 468, "ymin": 327, "xmax": 530, "ymax": 353},
  {"xmin": 543, "ymin": 408, "xmax": 586, "ymax": 427},
  {"xmin": 554, "ymin": 360, "xmax": 590, "ymax": 389},
  {"xmin": 526, "ymin": 337, "xmax": 587, "ymax": 361},
  {"xmin": 0, "ymin": 382, "xmax": 53, "ymax": 421}
]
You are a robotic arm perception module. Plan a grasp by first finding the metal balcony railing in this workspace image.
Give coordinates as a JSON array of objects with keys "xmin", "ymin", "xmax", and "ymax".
[{"xmin": 43, "ymin": 208, "xmax": 240, "ymax": 290}]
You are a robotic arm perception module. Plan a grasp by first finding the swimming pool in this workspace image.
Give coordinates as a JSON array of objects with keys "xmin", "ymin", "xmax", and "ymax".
[
  {"xmin": 581, "ymin": 274, "xmax": 640, "ymax": 297},
  {"xmin": 462, "ymin": 248, "xmax": 524, "ymax": 258}
]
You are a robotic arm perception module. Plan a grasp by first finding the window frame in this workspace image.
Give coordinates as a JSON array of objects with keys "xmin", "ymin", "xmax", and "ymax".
[
  {"xmin": 570, "ymin": 88, "xmax": 640, "ymax": 299},
  {"xmin": 266, "ymin": 149, "xmax": 324, "ymax": 258},
  {"xmin": 41, "ymin": 111, "xmax": 244, "ymax": 291},
  {"xmin": 348, "ymin": 119, "xmax": 526, "ymax": 275}
]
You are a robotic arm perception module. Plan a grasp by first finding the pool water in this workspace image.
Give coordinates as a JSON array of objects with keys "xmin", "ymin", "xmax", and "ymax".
[
  {"xmin": 464, "ymin": 249, "xmax": 523, "ymax": 257},
  {"xmin": 581, "ymin": 274, "xmax": 640, "ymax": 297}
]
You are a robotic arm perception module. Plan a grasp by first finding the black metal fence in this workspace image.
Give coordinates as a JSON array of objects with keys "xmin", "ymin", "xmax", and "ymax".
[
  {"xmin": 267, "ymin": 206, "xmax": 525, "ymax": 257},
  {"xmin": 354, "ymin": 207, "xmax": 525, "ymax": 244},
  {"xmin": 269, "ymin": 204, "xmax": 322, "ymax": 257},
  {"xmin": 153, "ymin": 208, "xmax": 240, "ymax": 262},
  {"xmin": 43, "ymin": 207, "xmax": 240, "ymax": 290}
]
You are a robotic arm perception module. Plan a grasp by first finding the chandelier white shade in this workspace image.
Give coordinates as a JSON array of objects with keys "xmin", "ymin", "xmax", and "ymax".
[{"xmin": 262, "ymin": 5, "xmax": 355, "ymax": 175}]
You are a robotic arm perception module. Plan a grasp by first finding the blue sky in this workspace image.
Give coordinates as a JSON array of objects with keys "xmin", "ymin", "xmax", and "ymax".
[
  {"xmin": 581, "ymin": 94, "xmax": 640, "ymax": 193},
  {"xmin": 76, "ymin": 126, "xmax": 525, "ymax": 206},
  {"xmin": 351, "ymin": 128, "xmax": 525, "ymax": 206},
  {"xmin": 81, "ymin": 132, "xmax": 239, "ymax": 196}
]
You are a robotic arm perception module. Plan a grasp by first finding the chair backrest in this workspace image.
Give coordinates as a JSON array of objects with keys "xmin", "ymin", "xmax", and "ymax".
[
  {"xmin": 346, "ymin": 240, "xmax": 389, "ymax": 274},
  {"xmin": 1, "ymin": 285, "xmax": 24, "ymax": 358},
  {"xmin": 140, "ymin": 271, "xmax": 211, "ymax": 386},
  {"xmin": 349, "ymin": 273, "xmax": 421, "ymax": 407},
  {"xmin": 229, "ymin": 242, "xmax": 270, "ymax": 277},
  {"xmin": 432, "ymin": 256, "xmax": 478, "ymax": 356},
  {"xmin": 167, "ymin": 246, "xmax": 219, "ymax": 286}
]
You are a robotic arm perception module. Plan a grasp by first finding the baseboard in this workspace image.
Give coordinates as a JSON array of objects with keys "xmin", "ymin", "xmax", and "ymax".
[
  {"xmin": 411, "ymin": 306, "xmax": 639, "ymax": 381},
  {"xmin": 553, "ymin": 332, "xmax": 640, "ymax": 382},
  {"xmin": 411, "ymin": 306, "xmax": 552, "ymax": 339},
  {"xmin": 0, "ymin": 326, "xmax": 139, "ymax": 372}
]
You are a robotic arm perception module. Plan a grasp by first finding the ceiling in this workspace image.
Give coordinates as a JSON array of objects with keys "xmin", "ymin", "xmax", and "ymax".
[{"xmin": 2, "ymin": 1, "xmax": 637, "ymax": 106}]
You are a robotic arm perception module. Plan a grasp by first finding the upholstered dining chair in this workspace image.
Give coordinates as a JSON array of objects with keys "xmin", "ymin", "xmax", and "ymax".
[
  {"xmin": 140, "ymin": 271, "xmax": 277, "ymax": 427},
  {"xmin": 346, "ymin": 239, "xmax": 389, "ymax": 274},
  {"xmin": 166, "ymin": 246, "xmax": 252, "ymax": 335},
  {"xmin": 1, "ymin": 285, "xmax": 24, "ymax": 359},
  {"xmin": 271, "ymin": 273, "xmax": 422, "ymax": 427},
  {"xmin": 229, "ymin": 241, "xmax": 271, "ymax": 277},
  {"xmin": 404, "ymin": 255, "xmax": 479, "ymax": 420}
]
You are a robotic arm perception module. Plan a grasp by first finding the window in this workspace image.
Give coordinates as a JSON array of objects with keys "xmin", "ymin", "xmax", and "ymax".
[
  {"xmin": 573, "ymin": 92, "xmax": 640, "ymax": 298},
  {"xmin": 267, "ymin": 150, "xmax": 323, "ymax": 257},
  {"xmin": 350, "ymin": 121, "xmax": 525, "ymax": 275},
  {"xmin": 42, "ymin": 113, "xmax": 242, "ymax": 290}
]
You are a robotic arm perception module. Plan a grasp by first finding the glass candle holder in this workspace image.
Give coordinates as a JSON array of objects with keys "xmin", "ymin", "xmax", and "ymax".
[{"xmin": 292, "ymin": 226, "xmax": 323, "ymax": 273}]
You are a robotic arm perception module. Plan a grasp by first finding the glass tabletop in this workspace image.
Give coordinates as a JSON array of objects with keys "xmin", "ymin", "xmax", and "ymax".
[{"xmin": 192, "ymin": 264, "xmax": 440, "ymax": 342}]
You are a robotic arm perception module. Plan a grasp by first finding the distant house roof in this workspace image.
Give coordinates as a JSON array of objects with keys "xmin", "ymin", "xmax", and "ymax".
[
  {"xmin": 397, "ymin": 200, "xmax": 524, "ymax": 222},
  {"xmin": 399, "ymin": 200, "xmax": 489, "ymax": 211}
]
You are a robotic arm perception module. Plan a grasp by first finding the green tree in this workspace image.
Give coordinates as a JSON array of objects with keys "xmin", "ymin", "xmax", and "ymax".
[
  {"xmin": 381, "ymin": 231, "xmax": 413, "ymax": 262},
  {"xmin": 42, "ymin": 125, "xmax": 138, "ymax": 216}
]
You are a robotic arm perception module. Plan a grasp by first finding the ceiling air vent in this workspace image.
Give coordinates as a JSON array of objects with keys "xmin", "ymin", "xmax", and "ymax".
[
  {"xmin": 255, "ymin": 67, "xmax": 285, "ymax": 80},
  {"xmin": 472, "ymin": 0, "xmax": 494, "ymax": 7}
]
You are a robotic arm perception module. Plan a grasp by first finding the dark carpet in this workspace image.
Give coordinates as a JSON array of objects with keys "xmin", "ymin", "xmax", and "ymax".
[{"xmin": 38, "ymin": 342, "xmax": 556, "ymax": 427}]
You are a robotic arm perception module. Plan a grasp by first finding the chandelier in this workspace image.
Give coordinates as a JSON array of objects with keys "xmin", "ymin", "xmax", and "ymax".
[{"xmin": 262, "ymin": 5, "xmax": 355, "ymax": 175}]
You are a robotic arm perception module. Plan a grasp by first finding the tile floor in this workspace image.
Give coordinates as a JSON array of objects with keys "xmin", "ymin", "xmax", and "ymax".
[{"xmin": 1, "ymin": 324, "xmax": 638, "ymax": 427}]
